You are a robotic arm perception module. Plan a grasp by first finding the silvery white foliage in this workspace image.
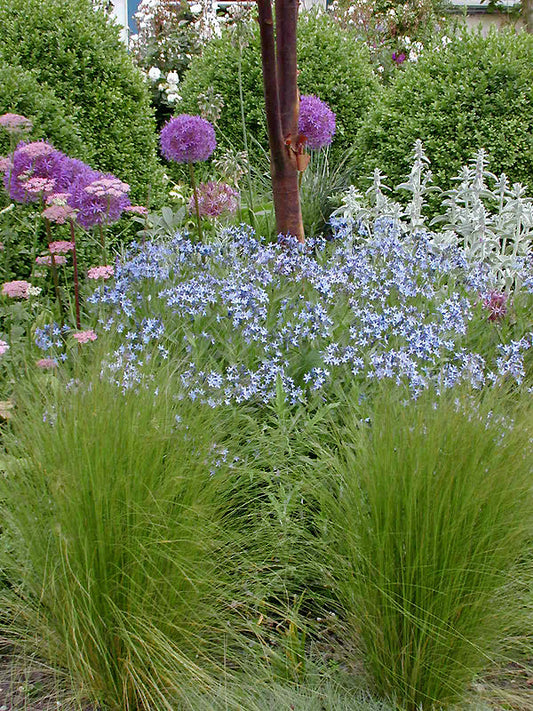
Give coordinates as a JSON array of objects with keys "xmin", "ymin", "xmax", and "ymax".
[
  {"xmin": 396, "ymin": 139, "xmax": 436, "ymax": 231},
  {"xmin": 334, "ymin": 144, "xmax": 533, "ymax": 287}
]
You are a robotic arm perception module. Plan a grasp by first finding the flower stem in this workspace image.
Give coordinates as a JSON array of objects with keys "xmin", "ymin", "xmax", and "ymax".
[
  {"xmin": 189, "ymin": 162, "xmax": 203, "ymax": 242},
  {"xmin": 45, "ymin": 218, "xmax": 64, "ymax": 326},
  {"xmin": 69, "ymin": 219, "xmax": 81, "ymax": 330},
  {"xmin": 99, "ymin": 223, "xmax": 107, "ymax": 263}
]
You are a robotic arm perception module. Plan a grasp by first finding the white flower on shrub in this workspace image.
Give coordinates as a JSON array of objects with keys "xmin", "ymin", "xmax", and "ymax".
[{"xmin": 148, "ymin": 66, "xmax": 161, "ymax": 82}]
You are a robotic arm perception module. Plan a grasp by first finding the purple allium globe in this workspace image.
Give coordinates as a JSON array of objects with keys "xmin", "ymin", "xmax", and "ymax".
[
  {"xmin": 298, "ymin": 95, "xmax": 336, "ymax": 150},
  {"xmin": 188, "ymin": 181, "xmax": 239, "ymax": 218},
  {"xmin": 160, "ymin": 114, "xmax": 217, "ymax": 164},
  {"xmin": 69, "ymin": 170, "xmax": 130, "ymax": 229},
  {"xmin": 4, "ymin": 141, "xmax": 63, "ymax": 202}
]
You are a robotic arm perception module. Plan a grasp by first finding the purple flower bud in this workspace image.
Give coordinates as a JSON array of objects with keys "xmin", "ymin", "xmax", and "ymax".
[
  {"xmin": 298, "ymin": 95, "xmax": 336, "ymax": 151},
  {"xmin": 160, "ymin": 114, "xmax": 217, "ymax": 164},
  {"xmin": 188, "ymin": 181, "xmax": 239, "ymax": 218}
]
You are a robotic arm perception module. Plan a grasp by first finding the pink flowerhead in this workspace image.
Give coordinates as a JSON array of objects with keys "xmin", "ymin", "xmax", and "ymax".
[
  {"xmin": 46, "ymin": 192, "xmax": 71, "ymax": 206},
  {"xmin": 0, "ymin": 113, "xmax": 33, "ymax": 133},
  {"xmin": 87, "ymin": 265, "xmax": 114, "ymax": 280},
  {"xmin": 84, "ymin": 176, "xmax": 130, "ymax": 199},
  {"xmin": 2, "ymin": 280, "xmax": 31, "ymax": 299},
  {"xmin": 0, "ymin": 340, "xmax": 9, "ymax": 356},
  {"xmin": 298, "ymin": 95, "xmax": 336, "ymax": 150},
  {"xmin": 188, "ymin": 181, "xmax": 239, "ymax": 218},
  {"xmin": 72, "ymin": 330, "xmax": 97, "ymax": 344},
  {"xmin": 483, "ymin": 290, "xmax": 507, "ymax": 322},
  {"xmin": 48, "ymin": 240, "xmax": 75, "ymax": 254},
  {"xmin": 125, "ymin": 205, "xmax": 149, "ymax": 217},
  {"xmin": 23, "ymin": 176, "xmax": 56, "ymax": 198},
  {"xmin": 36, "ymin": 357, "xmax": 57, "ymax": 369},
  {"xmin": 160, "ymin": 115, "xmax": 217, "ymax": 163},
  {"xmin": 36, "ymin": 254, "xmax": 67, "ymax": 267},
  {"xmin": 42, "ymin": 204, "xmax": 76, "ymax": 224},
  {"xmin": 0, "ymin": 156, "xmax": 12, "ymax": 174}
]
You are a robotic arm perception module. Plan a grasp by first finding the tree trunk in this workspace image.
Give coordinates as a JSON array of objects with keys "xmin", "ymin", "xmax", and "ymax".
[{"xmin": 257, "ymin": 0, "xmax": 304, "ymax": 242}]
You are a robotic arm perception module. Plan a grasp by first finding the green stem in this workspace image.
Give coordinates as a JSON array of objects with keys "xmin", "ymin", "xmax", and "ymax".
[
  {"xmin": 238, "ymin": 44, "xmax": 256, "ymax": 226},
  {"xmin": 99, "ymin": 223, "xmax": 107, "ymax": 263},
  {"xmin": 45, "ymin": 219, "xmax": 64, "ymax": 326},
  {"xmin": 69, "ymin": 219, "xmax": 81, "ymax": 330},
  {"xmin": 188, "ymin": 163, "xmax": 203, "ymax": 242}
]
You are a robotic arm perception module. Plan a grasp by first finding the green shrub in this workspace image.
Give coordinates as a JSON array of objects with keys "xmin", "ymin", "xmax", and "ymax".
[
  {"xmin": 0, "ymin": 0, "xmax": 165, "ymax": 204},
  {"xmin": 178, "ymin": 10, "xmax": 380, "ymax": 164},
  {"xmin": 327, "ymin": 385, "xmax": 533, "ymax": 710},
  {"xmin": 353, "ymin": 29, "xmax": 533, "ymax": 207},
  {"xmin": 0, "ymin": 62, "xmax": 88, "ymax": 162}
]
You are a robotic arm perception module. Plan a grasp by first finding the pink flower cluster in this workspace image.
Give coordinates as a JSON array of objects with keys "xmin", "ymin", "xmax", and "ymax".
[
  {"xmin": 84, "ymin": 177, "xmax": 130, "ymax": 199},
  {"xmin": 72, "ymin": 330, "xmax": 97, "ymax": 344},
  {"xmin": 42, "ymin": 203, "xmax": 76, "ymax": 224},
  {"xmin": 22, "ymin": 176, "xmax": 56, "ymax": 197},
  {"xmin": 48, "ymin": 240, "xmax": 75, "ymax": 254},
  {"xmin": 189, "ymin": 181, "xmax": 240, "ymax": 218},
  {"xmin": 36, "ymin": 357, "xmax": 57, "ymax": 369},
  {"xmin": 124, "ymin": 205, "xmax": 149, "ymax": 217},
  {"xmin": 0, "ymin": 340, "xmax": 9, "ymax": 356},
  {"xmin": 87, "ymin": 265, "xmax": 114, "ymax": 280},
  {"xmin": 0, "ymin": 113, "xmax": 33, "ymax": 133},
  {"xmin": 2, "ymin": 280, "xmax": 31, "ymax": 299},
  {"xmin": 36, "ymin": 255, "xmax": 67, "ymax": 267}
]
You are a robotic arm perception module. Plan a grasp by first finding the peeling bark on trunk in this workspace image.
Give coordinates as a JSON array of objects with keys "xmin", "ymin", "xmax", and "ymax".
[{"xmin": 257, "ymin": 0, "xmax": 304, "ymax": 242}]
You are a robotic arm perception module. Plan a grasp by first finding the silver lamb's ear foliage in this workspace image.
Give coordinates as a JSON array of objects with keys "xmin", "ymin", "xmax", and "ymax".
[
  {"xmin": 365, "ymin": 169, "xmax": 405, "ymax": 226},
  {"xmin": 396, "ymin": 140, "xmax": 436, "ymax": 231}
]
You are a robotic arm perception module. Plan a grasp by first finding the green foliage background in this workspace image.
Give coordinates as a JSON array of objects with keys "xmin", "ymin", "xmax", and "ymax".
[
  {"xmin": 178, "ymin": 11, "xmax": 380, "ymax": 163},
  {"xmin": 0, "ymin": 0, "xmax": 165, "ymax": 204},
  {"xmin": 353, "ymin": 28, "xmax": 533, "ymax": 202}
]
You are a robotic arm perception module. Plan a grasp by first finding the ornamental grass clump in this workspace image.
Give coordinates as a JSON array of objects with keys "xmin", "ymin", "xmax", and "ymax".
[
  {"xmin": 325, "ymin": 385, "xmax": 533, "ymax": 710},
  {"xmin": 0, "ymin": 362, "xmax": 252, "ymax": 710}
]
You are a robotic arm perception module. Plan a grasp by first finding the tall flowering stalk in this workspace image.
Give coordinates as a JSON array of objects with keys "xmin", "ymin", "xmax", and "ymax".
[
  {"xmin": 257, "ymin": 0, "xmax": 304, "ymax": 242},
  {"xmin": 160, "ymin": 114, "xmax": 216, "ymax": 241}
]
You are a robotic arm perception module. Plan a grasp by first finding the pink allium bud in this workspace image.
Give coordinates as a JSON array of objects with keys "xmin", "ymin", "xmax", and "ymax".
[
  {"xmin": 72, "ymin": 330, "xmax": 97, "ymax": 344},
  {"xmin": 48, "ymin": 240, "xmax": 75, "ymax": 254},
  {"xmin": 124, "ymin": 205, "xmax": 149, "ymax": 216},
  {"xmin": 0, "ymin": 340, "xmax": 9, "ymax": 356},
  {"xmin": 160, "ymin": 114, "xmax": 217, "ymax": 163},
  {"xmin": 36, "ymin": 358, "xmax": 57, "ymax": 369},
  {"xmin": 188, "ymin": 181, "xmax": 239, "ymax": 218},
  {"xmin": 36, "ymin": 254, "xmax": 67, "ymax": 267},
  {"xmin": 2, "ymin": 280, "xmax": 31, "ymax": 299},
  {"xmin": 483, "ymin": 290, "xmax": 507, "ymax": 322},
  {"xmin": 0, "ymin": 113, "xmax": 33, "ymax": 133},
  {"xmin": 298, "ymin": 95, "xmax": 336, "ymax": 150},
  {"xmin": 87, "ymin": 265, "xmax": 114, "ymax": 280}
]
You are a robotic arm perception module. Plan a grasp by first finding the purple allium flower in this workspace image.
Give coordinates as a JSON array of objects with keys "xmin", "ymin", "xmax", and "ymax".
[
  {"xmin": 483, "ymin": 290, "xmax": 507, "ymax": 322},
  {"xmin": 188, "ymin": 181, "xmax": 239, "ymax": 217},
  {"xmin": 4, "ymin": 141, "xmax": 63, "ymax": 203},
  {"xmin": 69, "ymin": 171, "xmax": 130, "ymax": 228},
  {"xmin": 160, "ymin": 114, "xmax": 217, "ymax": 163},
  {"xmin": 298, "ymin": 95, "xmax": 336, "ymax": 150},
  {"xmin": 0, "ymin": 113, "xmax": 33, "ymax": 133}
]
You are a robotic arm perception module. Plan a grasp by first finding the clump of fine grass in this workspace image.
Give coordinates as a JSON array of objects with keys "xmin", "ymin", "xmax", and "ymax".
[
  {"xmin": 326, "ymin": 385, "xmax": 533, "ymax": 710},
  {"xmin": 0, "ymin": 362, "xmax": 256, "ymax": 710}
]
